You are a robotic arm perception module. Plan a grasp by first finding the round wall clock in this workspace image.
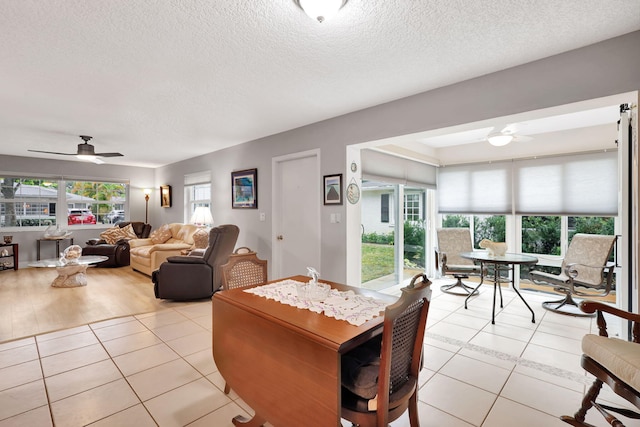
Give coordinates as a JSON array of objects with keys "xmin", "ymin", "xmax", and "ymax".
[{"xmin": 346, "ymin": 182, "xmax": 360, "ymax": 204}]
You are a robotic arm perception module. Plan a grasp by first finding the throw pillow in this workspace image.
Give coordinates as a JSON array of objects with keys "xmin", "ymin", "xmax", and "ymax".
[
  {"xmin": 192, "ymin": 228, "xmax": 208, "ymax": 249},
  {"xmin": 121, "ymin": 223, "xmax": 138, "ymax": 240},
  {"xmin": 150, "ymin": 224, "xmax": 172, "ymax": 244},
  {"xmin": 100, "ymin": 227, "xmax": 127, "ymax": 245}
]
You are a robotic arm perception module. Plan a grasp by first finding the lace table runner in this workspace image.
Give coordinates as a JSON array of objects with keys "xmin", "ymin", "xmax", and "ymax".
[{"xmin": 244, "ymin": 279, "xmax": 392, "ymax": 326}]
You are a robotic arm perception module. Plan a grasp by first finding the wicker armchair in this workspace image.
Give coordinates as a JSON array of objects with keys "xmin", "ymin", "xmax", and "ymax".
[{"xmin": 341, "ymin": 273, "xmax": 432, "ymax": 427}]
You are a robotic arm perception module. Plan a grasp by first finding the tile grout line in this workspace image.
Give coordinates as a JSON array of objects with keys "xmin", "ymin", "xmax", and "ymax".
[{"xmin": 425, "ymin": 331, "xmax": 592, "ymax": 386}]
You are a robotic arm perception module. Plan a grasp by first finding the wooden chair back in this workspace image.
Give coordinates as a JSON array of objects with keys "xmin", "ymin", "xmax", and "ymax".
[{"xmin": 341, "ymin": 273, "xmax": 432, "ymax": 427}]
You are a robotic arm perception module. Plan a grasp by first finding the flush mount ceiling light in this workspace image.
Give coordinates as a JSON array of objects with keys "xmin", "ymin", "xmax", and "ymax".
[
  {"xmin": 295, "ymin": 0, "xmax": 348, "ymax": 23},
  {"xmin": 487, "ymin": 132, "xmax": 514, "ymax": 147}
]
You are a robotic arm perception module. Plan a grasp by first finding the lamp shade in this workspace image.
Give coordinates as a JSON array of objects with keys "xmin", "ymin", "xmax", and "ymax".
[
  {"xmin": 190, "ymin": 206, "xmax": 214, "ymax": 226},
  {"xmin": 487, "ymin": 133, "xmax": 514, "ymax": 147},
  {"xmin": 297, "ymin": 0, "xmax": 346, "ymax": 23}
]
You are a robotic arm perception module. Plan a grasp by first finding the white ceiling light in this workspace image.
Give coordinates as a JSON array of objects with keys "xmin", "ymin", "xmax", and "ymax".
[
  {"xmin": 487, "ymin": 132, "xmax": 514, "ymax": 147},
  {"xmin": 295, "ymin": 0, "xmax": 347, "ymax": 23}
]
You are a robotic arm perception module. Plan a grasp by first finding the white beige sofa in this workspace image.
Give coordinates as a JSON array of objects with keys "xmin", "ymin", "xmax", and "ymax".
[{"xmin": 129, "ymin": 223, "xmax": 198, "ymax": 276}]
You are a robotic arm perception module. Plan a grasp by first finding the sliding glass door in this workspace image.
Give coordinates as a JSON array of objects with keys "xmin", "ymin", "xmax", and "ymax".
[{"xmin": 360, "ymin": 181, "xmax": 427, "ymax": 290}]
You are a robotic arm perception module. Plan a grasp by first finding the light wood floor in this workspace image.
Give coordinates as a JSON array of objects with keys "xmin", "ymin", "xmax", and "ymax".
[{"xmin": 0, "ymin": 266, "xmax": 206, "ymax": 343}]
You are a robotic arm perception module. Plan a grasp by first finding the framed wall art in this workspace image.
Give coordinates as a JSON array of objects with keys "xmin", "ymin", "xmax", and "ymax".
[
  {"xmin": 231, "ymin": 168, "xmax": 258, "ymax": 209},
  {"xmin": 323, "ymin": 174, "xmax": 343, "ymax": 205},
  {"xmin": 160, "ymin": 185, "xmax": 172, "ymax": 208}
]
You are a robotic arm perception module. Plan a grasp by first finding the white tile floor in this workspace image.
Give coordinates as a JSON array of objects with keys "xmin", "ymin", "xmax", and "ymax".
[{"xmin": 0, "ymin": 281, "xmax": 636, "ymax": 427}]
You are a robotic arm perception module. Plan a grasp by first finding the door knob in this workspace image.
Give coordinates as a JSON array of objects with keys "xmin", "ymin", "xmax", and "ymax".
[{"xmin": 277, "ymin": 235, "xmax": 283, "ymax": 240}]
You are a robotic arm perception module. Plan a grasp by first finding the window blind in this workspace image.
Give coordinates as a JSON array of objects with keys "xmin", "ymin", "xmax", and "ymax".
[
  {"xmin": 184, "ymin": 171, "xmax": 211, "ymax": 185},
  {"xmin": 514, "ymin": 151, "xmax": 618, "ymax": 216},
  {"xmin": 361, "ymin": 149, "xmax": 436, "ymax": 188},
  {"xmin": 437, "ymin": 161, "xmax": 512, "ymax": 214}
]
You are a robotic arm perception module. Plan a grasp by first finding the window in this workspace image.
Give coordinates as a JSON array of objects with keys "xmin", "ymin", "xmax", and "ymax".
[
  {"xmin": 0, "ymin": 177, "xmax": 58, "ymax": 227},
  {"xmin": 404, "ymin": 193, "xmax": 421, "ymax": 221},
  {"xmin": 184, "ymin": 171, "xmax": 211, "ymax": 221},
  {"xmin": 521, "ymin": 216, "xmax": 561, "ymax": 255},
  {"xmin": 380, "ymin": 194, "xmax": 389, "ymax": 223},
  {"xmin": 65, "ymin": 180, "xmax": 127, "ymax": 225},
  {"xmin": 1, "ymin": 176, "xmax": 128, "ymax": 229}
]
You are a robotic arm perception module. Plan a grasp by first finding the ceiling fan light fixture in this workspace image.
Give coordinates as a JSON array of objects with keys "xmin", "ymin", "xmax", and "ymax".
[
  {"xmin": 295, "ymin": 0, "xmax": 347, "ymax": 23},
  {"xmin": 487, "ymin": 133, "xmax": 514, "ymax": 147}
]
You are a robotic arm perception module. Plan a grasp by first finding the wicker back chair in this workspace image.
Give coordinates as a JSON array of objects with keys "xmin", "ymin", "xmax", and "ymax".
[
  {"xmin": 341, "ymin": 273, "xmax": 432, "ymax": 427},
  {"xmin": 221, "ymin": 247, "xmax": 268, "ymax": 291},
  {"xmin": 530, "ymin": 233, "xmax": 617, "ymax": 316},
  {"xmin": 219, "ymin": 247, "xmax": 267, "ymax": 394}
]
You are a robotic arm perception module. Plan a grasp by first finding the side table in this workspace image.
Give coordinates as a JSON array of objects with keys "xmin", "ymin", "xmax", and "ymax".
[
  {"xmin": 37, "ymin": 238, "xmax": 74, "ymax": 260},
  {"xmin": 0, "ymin": 243, "xmax": 18, "ymax": 271}
]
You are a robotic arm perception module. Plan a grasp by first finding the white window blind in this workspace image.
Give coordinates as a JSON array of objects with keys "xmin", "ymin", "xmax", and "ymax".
[
  {"xmin": 514, "ymin": 151, "xmax": 618, "ymax": 215},
  {"xmin": 184, "ymin": 171, "xmax": 211, "ymax": 186},
  {"xmin": 437, "ymin": 161, "xmax": 512, "ymax": 214},
  {"xmin": 361, "ymin": 149, "xmax": 436, "ymax": 188}
]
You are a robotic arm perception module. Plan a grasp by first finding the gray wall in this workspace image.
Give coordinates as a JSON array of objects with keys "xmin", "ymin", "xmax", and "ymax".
[
  {"xmin": 2, "ymin": 31, "xmax": 639, "ymax": 279},
  {"xmin": 156, "ymin": 31, "xmax": 640, "ymax": 283}
]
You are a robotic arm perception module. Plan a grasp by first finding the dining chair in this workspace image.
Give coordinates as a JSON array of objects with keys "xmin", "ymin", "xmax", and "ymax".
[
  {"xmin": 220, "ymin": 246, "xmax": 267, "ymax": 394},
  {"xmin": 435, "ymin": 227, "xmax": 484, "ymax": 295},
  {"xmin": 221, "ymin": 246, "xmax": 268, "ymax": 291},
  {"xmin": 529, "ymin": 233, "xmax": 617, "ymax": 316},
  {"xmin": 561, "ymin": 300, "xmax": 640, "ymax": 426},
  {"xmin": 341, "ymin": 273, "xmax": 432, "ymax": 427}
]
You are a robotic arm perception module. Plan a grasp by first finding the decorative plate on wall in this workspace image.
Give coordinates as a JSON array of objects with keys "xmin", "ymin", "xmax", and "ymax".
[{"xmin": 346, "ymin": 180, "xmax": 360, "ymax": 204}]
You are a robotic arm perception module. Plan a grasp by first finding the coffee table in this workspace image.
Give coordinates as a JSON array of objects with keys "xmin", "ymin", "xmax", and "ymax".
[
  {"xmin": 460, "ymin": 251, "xmax": 538, "ymax": 324},
  {"xmin": 29, "ymin": 255, "xmax": 108, "ymax": 287}
]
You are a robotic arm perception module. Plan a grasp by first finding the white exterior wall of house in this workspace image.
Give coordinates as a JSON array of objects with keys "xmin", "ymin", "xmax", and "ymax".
[
  {"xmin": 361, "ymin": 186, "xmax": 426, "ymax": 236},
  {"xmin": 361, "ymin": 188, "xmax": 394, "ymax": 235}
]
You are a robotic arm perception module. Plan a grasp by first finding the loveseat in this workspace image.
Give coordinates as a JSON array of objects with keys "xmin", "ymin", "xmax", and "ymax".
[
  {"xmin": 129, "ymin": 223, "xmax": 199, "ymax": 276},
  {"xmin": 83, "ymin": 221, "xmax": 152, "ymax": 267}
]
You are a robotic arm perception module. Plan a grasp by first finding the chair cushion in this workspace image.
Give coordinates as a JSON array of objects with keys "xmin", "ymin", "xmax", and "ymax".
[
  {"xmin": 341, "ymin": 338, "xmax": 381, "ymax": 399},
  {"xmin": 150, "ymin": 224, "xmax": 172, "ymax": 244},
  {"xmin": 582, "ymin": 334, "xmax": 640, "ymax": 393}
]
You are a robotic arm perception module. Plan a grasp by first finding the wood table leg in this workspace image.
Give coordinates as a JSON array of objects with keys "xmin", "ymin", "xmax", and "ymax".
[{"xmin": 232, "ymin": 414, "xmax": 266, "ymax": 427}]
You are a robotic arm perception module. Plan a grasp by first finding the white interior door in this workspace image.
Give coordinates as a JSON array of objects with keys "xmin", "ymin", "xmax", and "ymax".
[{"xmin": 272, "ymin": 150, "xmax": 320, "ymax": 278}]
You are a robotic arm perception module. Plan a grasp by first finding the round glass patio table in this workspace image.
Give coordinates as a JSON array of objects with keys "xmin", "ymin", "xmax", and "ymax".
[{"xmin": 460, "ymin": 251, "xmax": 538, "ymax": 324}]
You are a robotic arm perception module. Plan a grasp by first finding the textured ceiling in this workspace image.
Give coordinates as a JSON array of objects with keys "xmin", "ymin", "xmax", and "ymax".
[{"xmin": 1, "ymin": 0, "xmax": 639, "ymax": 167}]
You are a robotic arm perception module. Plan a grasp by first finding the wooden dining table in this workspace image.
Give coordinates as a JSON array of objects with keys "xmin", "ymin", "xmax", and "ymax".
[{"xmin": 212, "ymin": 275, "xmax": 396, "ymax": 427}]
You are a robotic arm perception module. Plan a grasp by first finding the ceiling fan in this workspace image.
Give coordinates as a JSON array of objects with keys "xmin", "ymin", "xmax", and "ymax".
[
  {"xmin": 485, "ymin": 124, "xmax": 533, "ymax": 147},
  {"xmin": 28, "ymin": 135, "xmax": 124, "ymax": 163}
]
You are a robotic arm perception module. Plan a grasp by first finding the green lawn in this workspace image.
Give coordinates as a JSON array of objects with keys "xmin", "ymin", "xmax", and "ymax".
[{"xmin": 361, "ymin": 243, "xmax": 394, "ymax": 283}]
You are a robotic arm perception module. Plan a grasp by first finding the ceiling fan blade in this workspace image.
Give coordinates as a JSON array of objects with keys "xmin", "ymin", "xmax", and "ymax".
[
  {"xmin": 513, "ymin": 135, "xmax": 533, "ymax": 142},
  {"xmin": 95, "ymin": 152, "xmax": 124, "ymax": 157},
  {"xmin": 27, "ymin": 149, "xmax": 75, "ymax": 156}
]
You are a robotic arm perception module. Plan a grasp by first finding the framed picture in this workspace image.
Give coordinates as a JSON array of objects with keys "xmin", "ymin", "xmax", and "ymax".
[
  {"xmin": 231, "ymin": 168, "xmax": 258, "ymax": 209},
  {"xmin": 323, "ymin": 174, "xmax": 343, "ymax": 205},
  {"xmin": 160, "ymin": 185, "xmax": 172, "ymax": 208}
]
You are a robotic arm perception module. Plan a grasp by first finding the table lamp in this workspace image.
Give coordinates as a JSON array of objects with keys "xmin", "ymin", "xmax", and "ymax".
[{"xmin": 190, "ymin": 207, "xmax": 214, "ymax": 249}]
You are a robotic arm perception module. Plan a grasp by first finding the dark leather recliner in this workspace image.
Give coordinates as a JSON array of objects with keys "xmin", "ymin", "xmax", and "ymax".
[
  {"xmin": 152, "ymin": 224, "xmax": 239, "ymax": 300},
  {"xmin": 83, "ymin": 221, "xmax": 152, "ymax": 267}
]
